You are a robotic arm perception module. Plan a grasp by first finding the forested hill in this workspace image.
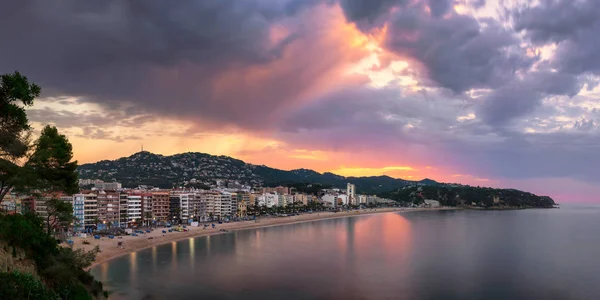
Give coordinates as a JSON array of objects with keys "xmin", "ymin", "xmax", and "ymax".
[
  {"xmin": 379, "ymin": 185, "xmax": 557, "ymax": 208},
  {"xmin": 77, "ymin": 151, "xmax": 439, "ymax": 193}
]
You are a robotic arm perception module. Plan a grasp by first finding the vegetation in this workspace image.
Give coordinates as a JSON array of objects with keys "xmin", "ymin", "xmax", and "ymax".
[
  {"xmin": 0, "ymin": 271, "xmax": 60, "ymax": 300},
  {"xmin": 0, "ymin": 72, "xmax": 104, "ymax": 299},
  {"xmin": 77, "ymin": 151, "xmax": 438, "ymax": 192},
  {"xmin": 44, "ymin": 198, "xmax": 75, "ymax": 236},
  {"xmin": 379, "ymin": 185, "xmax": 556, "ymax": 208},
  {"xmin": 0, "ymin": 213, "xmax": 105, "ymax": 299},
  {"xmin": 0, "ymin": 72, "xmax": 40, "ymax": 202}
]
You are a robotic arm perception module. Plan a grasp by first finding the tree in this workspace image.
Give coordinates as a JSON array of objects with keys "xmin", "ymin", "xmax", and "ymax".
[
  {"xmin": 45, "ymin": 198, "xmax": 75, "ymax": 235},
  {"xmin": 0, "ymin": 71, "xmax": 40, "ymax": 160},
  {"xmin": 0, "ymin": 72, "xmax": 40, "ymax": 203},
  {"xmin": 22, "ymin": 126, "xmax": 78, "ymax": 196}
]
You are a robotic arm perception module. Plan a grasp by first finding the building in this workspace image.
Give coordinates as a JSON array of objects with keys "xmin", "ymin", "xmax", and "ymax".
[
  {"xmin": 285, "ymin": 194, "xmax": 294, "ymax": 205},
  {"xmin": 119, "ymin": 193, "xmax": 128, "ymax": 227},
  {"xmin": 277, "ymin": 194, "xmax": 286, "ymax": 207},
  {"xmin": 257, "ymin": 193, "xmax": 277, "ymax": 207},
  {"xmin": 96, "ymin": 191, "xmax": 120, "ymax": 226},
  {"xmin": 358, "ymin": 195, "xmax": 368, "ymax": 204},
  {"xmin": 321, "ymin": 193, "xmax": 348, "ymax": 207},
  {"xmin": 237, "ymin": 200, "xmax": 247, "ymax": 218},
  {"xmin": 71, "ymin": 192, "xmax": 98, "ymax": 230},
  {"xmin": 151, "ymin": 191, "xmax": 170, "ymax": 222},
  {"xmin": 192, "ymin": 192, "xmax": 208, "ymax": 221},
  {"xmin": 126, "ymin": 194, "xmax": 142, "ymax": 225},
  {"xmin": 94, "ymin": 182, "xmax": 122, "ymax": 190},
  {"xmin": 261, "ymin": 186, "xmax": 290, "ymax": 195},
  {"xmin": 169, "ymin": 191, "xmax": 194, "ymax": 223},
  {"xmin": 294, "ymin": 193, "xmax": 309, "ymax": 205},
  {"xmin": 141, "ymin": 193, "xmax": 153, "ymax": 226},
  {"xmin": 249, "ymin": 193, "xmax": 257, "ymax": 206},
  {"xmin": 83, "ymin": 192, "xmax": 98, "ymax": 230},
  {"xmin": 347, "ymin": 183, "xmax": 356, "ymax": 205},
  {"xmin": 72, "ymin": 194, "xmax": 85, "ymax": 232},
  {"xmin": 169, "ymin": 194, "xmax": 181, "ymax": 223}
]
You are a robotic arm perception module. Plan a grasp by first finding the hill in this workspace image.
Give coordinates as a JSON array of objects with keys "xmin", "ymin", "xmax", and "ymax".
[
  {"xmin": 77, "ymin": 151, "xmax": 438, "ymax": 193},
  {"xmin": 379, "ymin": 185, "xmax": 556, "ymax": 208}
]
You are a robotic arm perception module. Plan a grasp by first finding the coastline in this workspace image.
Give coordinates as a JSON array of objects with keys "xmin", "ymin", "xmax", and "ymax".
[{"xmin": 82, "ymin": 207, "xmax": 459, "ymax": 270}]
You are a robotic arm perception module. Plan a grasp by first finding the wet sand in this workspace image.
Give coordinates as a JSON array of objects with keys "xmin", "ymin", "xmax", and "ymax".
[{"xmin": 81, "ymin": 207, "xmax": 458, "ymax": 269}]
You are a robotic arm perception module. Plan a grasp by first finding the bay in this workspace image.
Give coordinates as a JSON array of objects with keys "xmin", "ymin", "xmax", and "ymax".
[{"xmin": 91, "ymin": 205, "xmax": 600, "ymax": 300}]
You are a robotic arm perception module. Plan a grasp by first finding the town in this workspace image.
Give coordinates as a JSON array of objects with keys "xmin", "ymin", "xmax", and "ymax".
[{"xmin": 0, "ymin": 180, "xmax": 402, "ymax": 233}]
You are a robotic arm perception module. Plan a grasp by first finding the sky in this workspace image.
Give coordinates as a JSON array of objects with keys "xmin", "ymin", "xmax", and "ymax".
[{"xmin": 1, "ymin": 0, "xmax": 599, "ymax": 203}]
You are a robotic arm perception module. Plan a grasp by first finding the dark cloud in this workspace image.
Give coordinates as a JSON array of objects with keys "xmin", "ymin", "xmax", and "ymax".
[
  {"xmin": 0, "ymin": 0, "xmax": 348, "ymax": 130},
  {"xmin": 513, "ymin": 0, "xmax": 600, "ymax": 75},
  {"xmin": 513, "ymin": 0, "xmax": 599, "ymax": 44},
  {"xmin": 384, "ymin": 7, "xmax": 532, "ymax": 93},
  {"xmin": 428, "ymin": 0, "xmax": 453, "ymax": 17},
  {"xmin": 339, "ymin": 0, "xmax": 408, "ymax": 26},
  {"xmin": 479, "ymin": 70, "xmax": 583, "ymax": 126}
]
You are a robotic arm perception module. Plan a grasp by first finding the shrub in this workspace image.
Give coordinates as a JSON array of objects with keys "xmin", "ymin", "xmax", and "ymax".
[{"xmin": 0, "ymin": 271, "xmax": 60, "ymax": 300}]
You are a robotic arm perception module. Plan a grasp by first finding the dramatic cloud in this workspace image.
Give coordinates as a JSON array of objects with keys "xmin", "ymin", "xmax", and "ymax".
[
  {"xmin": 513, "ymin": 0, "xmax": 600, "ymax": 75},
  {"xmin": 0, "ymin": 0, "xmax": 362, "ymax": 130}
]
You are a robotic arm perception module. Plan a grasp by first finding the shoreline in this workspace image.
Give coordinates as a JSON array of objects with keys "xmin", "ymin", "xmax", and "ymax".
[{"xmin": 83, "ymin": 207, "xmax": 459, "ymax": 270}]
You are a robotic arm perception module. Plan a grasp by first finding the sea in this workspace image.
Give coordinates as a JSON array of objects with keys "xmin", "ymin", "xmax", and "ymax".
[{"xmin": 91, "ymin": 204, "xmax": 600, "ymax": 300}]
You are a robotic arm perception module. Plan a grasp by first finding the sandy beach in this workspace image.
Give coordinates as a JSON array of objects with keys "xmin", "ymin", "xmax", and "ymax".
[{"xmin": 80, "ymin": 207, "xmax": 458, "ymax": 269}]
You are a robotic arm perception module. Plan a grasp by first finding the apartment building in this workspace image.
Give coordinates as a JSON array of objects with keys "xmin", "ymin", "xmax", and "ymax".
[
  {"xmin": 151, "ymin": 191, "xmax": 170, "ymax": 222},
  {"xmin": 201, "ymin": 191, "xmax": 233, "ymax": 219},
  {"xmin": 237, "ymin": 200, "xmax": 247, "ymax": 218},
  {"xmin": 347, "ymin": 183, "xmax": 356, "ymax": 205},
  {"xmin": 71, "ymin": 192, "xmax": 98, "ymax": 230},
  {"xmin": 141, "ymin": 193, "xmax": 153, "ymax": 226},
  {"xmin": 257, "ymin": 193, "xmax": 278, "ymax": 208},
  {"xmin": 285, "ymin": 194, "xmax": 294, "ymax": 205},
  {"xmin": 192, "ymin": 192, "xmax": 207, "ymax": 221},
  {"xmin": 83, "ymin": 192, "xmax": 98, "ymax": 229},
  {"xmin": 96, "ymin": 191, "xmax": 120, "ymax": 226},
  {"xmin": 294, "ymin": 193, "xmax": 309, "ymax": 205},
  {"xmin": 126, "ymin": 194, "xmax": 142, "ymax": 225},
  {"xmin": 73, "ymin": 194, "xmax": 85, "ymax": 231},
  {"xmin": 119, "ymin": 193, "xmax": 128, "ymax": 227}
]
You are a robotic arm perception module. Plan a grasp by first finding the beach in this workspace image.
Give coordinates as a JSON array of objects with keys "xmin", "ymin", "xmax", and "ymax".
[{"xmin": 81, "ymin": 207, "xmax": 457, "ymax": 269}]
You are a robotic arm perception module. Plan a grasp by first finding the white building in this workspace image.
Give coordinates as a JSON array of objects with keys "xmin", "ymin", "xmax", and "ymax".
[
  {"xmin": 127, "ymin": 195, "xmax": 142, "ymax": 224},
  {"xmin": 321, "ymin": 193, "xmax": 348, "ymax": 206},
  {"xmin": 358, "ymin": 195, "xmax": 368, "ymax": 204},
  {"xmin": 257, "ymin": 193, "xmax": 278, "ymax": 208}
]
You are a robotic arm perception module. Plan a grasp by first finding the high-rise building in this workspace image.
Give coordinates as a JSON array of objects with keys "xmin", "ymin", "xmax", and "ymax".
[
  {"xmin": 141, "ymin": 193, "xmax": 153, "ymax": 226},
  {"xmin": 126, "ymin": 194, "xmax": 142, "ymax": 225},
  {"xmin": 73, "ymin": 194, "xmax": 85, "ymax": 232},
  {"xmin": 97, "ymin": 190, "xmax": 120, "ymax": 226},
  {"xmin": 347, "ymin": 183, "xmax": 356, "ymax": 205},
  {"xmin": 119, "ymin": 193, "xmax": 128, "ymax": 227},
  {"xmin": 151, "ymin": 191, "xmax": 170, "ymax": 222}
]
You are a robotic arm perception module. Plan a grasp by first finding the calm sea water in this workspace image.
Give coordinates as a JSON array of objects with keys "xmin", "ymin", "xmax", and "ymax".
[{"xmin": 92, "ymin": 205, "xmax": 600, "ymax": 300}]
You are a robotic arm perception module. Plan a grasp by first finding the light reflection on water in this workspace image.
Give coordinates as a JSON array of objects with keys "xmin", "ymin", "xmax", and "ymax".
[{"xmin": 92, "ymin": 209, "xmax": 600, "ymax": 300}]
